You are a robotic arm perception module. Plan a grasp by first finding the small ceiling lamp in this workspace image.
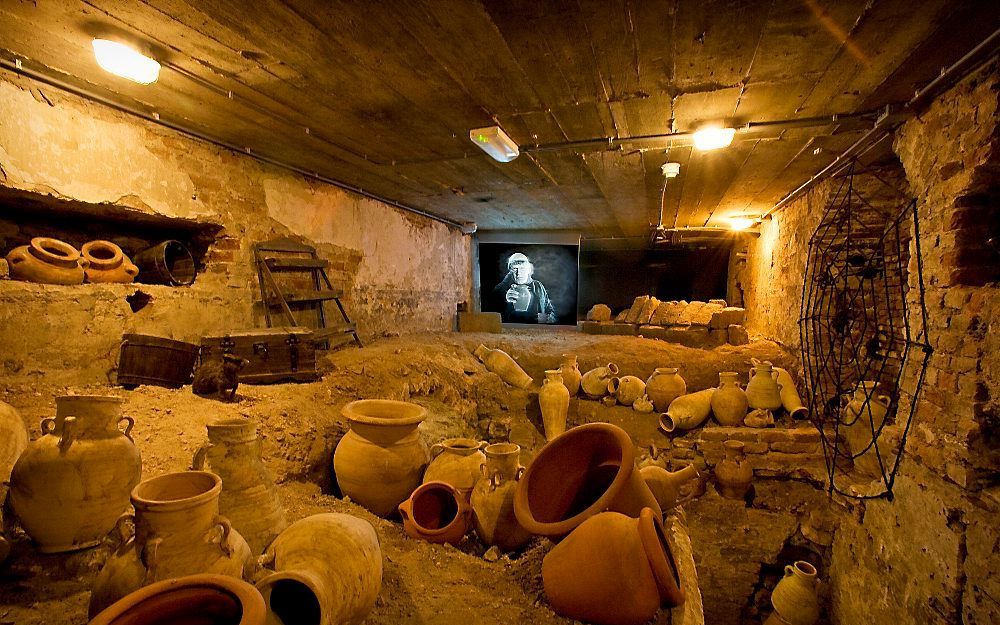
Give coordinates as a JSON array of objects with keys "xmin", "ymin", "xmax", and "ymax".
[
  {"xmin": 692, "ymin": 125, "xmax": 735, "ymax": 151},
  {"xmin": 469, "ymin": 125, "xmax": 519, "ymax": 162},
  {"xmin": 661, "ymin": 162, "xmax": 681, "ymax": 178},
  {"xmin": 92, "ymin": 39, "xmax": 160, "ymax": 84},
  {"xmin": 727, "ymin": 215, "xmax": 757, "ymax": 231}
]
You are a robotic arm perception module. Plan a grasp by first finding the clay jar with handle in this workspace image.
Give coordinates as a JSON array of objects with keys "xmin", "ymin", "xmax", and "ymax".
[
  {"xmin": 192, "ymin": 418, "xmax": 287, "ymax": 554},
  {"xmin": 473, "ymin": 344, "xmax": 533, "ymax": 389},
  {"xmin": 639, "ymin": 464, "xmax": 700, "ymax": 511},
  {"xmin": 843, "ymin": 381, "xmax": 892, "ymax": 476},
  {"xmin": 610, "ymin": 375, "xmax": 646, "ymax": 406},
  {"xmin": 542, "ymin": 508, "xmax": 685, "ymax": 625},
  {"xmin": 0, "ymin": 401, "xmax": 27, "ymax": 564},
  {"xmin": 423, "ymin": 437, "xmax": 487, "ymax": 500},
  {"xmin": 714, "ymin": 441, "xmax": 753, "ymax": 499},
  {"xmin": 333, "ymin": 399, "xmax": 429, "ymax": 517},
  {"xmin": 9, "ymin": 395, "xmax": 140, "ymax": 553},
  {"xmin": 766, "ymin": 561, "xmax": 821, "ymax": 625},
  {"xmin": 773, "ymin": 366, "xmax": 808, "ymax": 418},
  {"xmin": 514, "ymin": 422, "xmax": 661, "ymax": 539},
  {"xmin": 539, "ymin": 370, "xmax": 570, "ymax": 441},
  {"xmin": 82, "ymin": 240, "xmax": 140, "ymax": 283},
  {"xmin": 398, "ymin": 481, "xmax": 472, "ymax": 545},
  {"xmin": 89, "ymin": 471, "xmax": 254, "ymax": 618},
  {"xmin": 645, "ymin": 368, "xmax": 687, "ymax": 412},
  {"xmin": 746, "ymin": 359, "xmax": 783, "ymax": 411},
  {"xmin": 256, "ymin": 513, "xmax": 382, "ymax": 625},
  {"xmin": 660, "ymin": 388, "xmax": 715, "ymax": 433},
  {"xmin": 711, "ymin": 372, "xmax": 749, "ymax": 426},
  {"xmin": 472, "ymin": 443, "xmax": 531, "ymax": 551},
  {"xmin": 88, "ymin": 574, "xmax": 266, "ymax": 625},
  {"xmin": 580, "ymin": 363, "xmax": 619, "ymax": 399},
  {"xmin": 559, "ymin": 354, "xmax": 582, "ymax": 396},
  {"xmin": 5, "ymin": 236, "xmax": 88, "ymax": 284}
]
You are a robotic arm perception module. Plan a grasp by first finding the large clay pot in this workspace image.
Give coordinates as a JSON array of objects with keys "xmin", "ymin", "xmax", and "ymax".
[
  {"xmin": 423, "ymin": 437, "xmax": 487, "ymax": 500},
  {"xmin": 89, "ymin": 471, "xmax": 254, "ymax": 617},
  {"xmin": 192, "ymin": 418, "xmax": 287, "ymax": 554},
  {"xmin": 581, "ymin": 363, "xmax": 619, "ymax": 399},
  {"xmin": 473, "ymin": 344, "xmax": 533, "ymax": 389},
  {"xmin": 539, "ymin": 370, "xmax": 570, "ymax": 441},
  {"xmin": 715, "ymin": 441, "xmax": 753, "ymax": 499},
  {"xmin": 0, "ymin": 401, "xmax": 28, "ymax": 564},
  {"xmin": 639, "ymin": 464, "xmax": 700, "ymax": 511},
  {"xmin": 333, "ymin": 400, "xmax": 429, "ymax": 517},
  {"xmin": 514, "ymin": 422, "xmax": 661, "ymax": 538},
  {"xmin": 645, "ymin": 368, "xmax": 687, "ymax": 412},
  {"xmin": 5, "ymin": 237, "xmax": 87, "ymax": 285},
  {"xmin": 471, "ymin": 443, "xmax": 531, "ymax": 551},
  {"xmin": 661, "ymin": 389, "xmax": 715, "ymax": 433},
  {"xmin": 559, "ymin": 354, "xmax": 582, "ymax": 396},
  {"xmin": 398, "ymin": 481, "xmax": 471, "ymax": 546},
  {"xmin": 610, "ymin": 375, "xmax": 646, "ymax": 406},
  {"xmin": 843, "ymin": 381, "xmax": 892, "ymax": 476},
  {"xmin": 542, "ymin": 508, "xmax": 684, "ymax": 625},
  {"xmin": 88, "ymin": 574, "xmax": 266, "ymax": 625},
  {"xmin": 767, "ymin": 561, "xmax": 821, "ymax": 625},
  {"xmin": 746, "ymin": 359, "xmax": 782, "ymax": 411},
  {"xmin": 711, "ymin": 372, "xmax": 749, "ymax": 426},
  {"xmin": 256, "ymin": 513, "xmax": 382, "ymax": 625},
  {"xmin": 10, "ymin": 395, "xmax": 140, "ymax": 553},
  {"xmin": 82, "ymin": 240, "xmax": 140, "ymax": 284},
  {"xmin": 773, "ymin": 366, "xmax": 808, "ymax": 418}
]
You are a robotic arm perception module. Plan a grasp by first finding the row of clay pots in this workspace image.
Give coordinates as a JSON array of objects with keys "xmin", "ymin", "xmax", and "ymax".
[{"xmin": 6, "ymin": 237, "xmax": 139, "ymax": 284}]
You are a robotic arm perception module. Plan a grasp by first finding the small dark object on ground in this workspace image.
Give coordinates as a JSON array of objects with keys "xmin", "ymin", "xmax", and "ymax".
[{"xmin": 193, "ymin": 353, "xmax": 249, "ymax": 401}]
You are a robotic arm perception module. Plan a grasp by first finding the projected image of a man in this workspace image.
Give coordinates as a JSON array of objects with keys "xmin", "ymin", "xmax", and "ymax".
[{"xmin": 492, "ymin": 252, "xmax": 557, "ymax": 324}]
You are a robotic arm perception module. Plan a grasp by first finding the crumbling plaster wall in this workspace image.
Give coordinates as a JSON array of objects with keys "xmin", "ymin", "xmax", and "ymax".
[{"xmin": 0, "ymin": 70, "xmax": 470, "ymax": 385}]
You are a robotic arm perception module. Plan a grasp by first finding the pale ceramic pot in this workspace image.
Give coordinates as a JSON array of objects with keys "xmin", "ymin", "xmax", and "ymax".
[
  {"xmin": 746, "ymin": 359, "xmax": 783, "ymax": 411},
  {"xmin": 711, "ymin": 372, "xmax": 749, "ymax": 426},
  {"xmin": 398, "ymin": 481, "xmax": 472, "ymax": 546},
  {"xmin": 639, "ymin": 464, "xmax": 700, "ymax": 511},
  {"xmin": 193, "ymin": 418, "xmax": 287, "ymax": 554},
  {"xmin": 773, "ymin": 366, "xmax": 808, "ymax": 418},
  {"xmin": 767, "ymin": 560, "xmax": 821, "ymax": 625},
  {"xmin": 645, "ymin": 368, "xmax": 687, "ymax": 412},
  {"xmin": 581, "ymin": 363, "xmax": 619, "ymax": 399},
  {"xmin": 10, "ymin": 395, "xmax": 140, "ymax": 553},
  {"xmin": 333, "ymin": 400, "xmax": 429, "ymax": 517},
  {"xmin": 660, "ymin": 389, "xmax": 715, "ymax": 432},
  {"xmin": 256, "ymin": 513, "xmax": 382, "ymax": 625},
  {"xmin": 423, "ymin": 437, "xmax": 487, "ymax": 500},
  {"xmin": 474, "ymin": 344, "xmax": 533, "ymax": 389},
  {"xmin": 744, "ymin": 408, "xmax": 775, "ymax": 428},
  {"xmin": 88, "ymin": 574, "xmax": 266, "ymax": 625},
  {"xmin": 89, "ymin": 471, "xmax": 254, "ymax": 617},
  {"xmin": 843, "ymin": 381, "xmax": 892, "ymax": 476},
  {"xmin": 471, "ymin": 443, "xmax": 531, "ymax": 551},
  {"xmin": 559, "ymin": 354, "xmax": 583, "ymax": 396},
  {"xmin": 6, "ymin": 237, "xmax": 87, "ymax": 285},
  {"xmin": 539, "ymin": 370, "xmax": 570, "ymax": 441},
  {"xmin": 610, "ymin": 375, "xmax": 646, "ymax": 406},
  {"xmin": 633, "ymin": 395, "xmax": 655, "ymax": 413},
  {"xmin": 715, "ymin": 441, "xmax": 753, "ymax": 499},
  {"xmin": 82, "ymin": 240, "xmax": 140, "ymax": 283},
  {"xmin": 0, "ymin": 401, "xmax": 28, "ymax": 564}
]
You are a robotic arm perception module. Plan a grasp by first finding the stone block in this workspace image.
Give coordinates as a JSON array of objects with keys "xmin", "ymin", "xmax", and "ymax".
[
  {"xmin": 708, "ymin": 328, "xmax": 728, "ymax": 347},
  {"xmin": 708, "ymin": 299, "xmax": 728, "ymax": 307},
  {"xmin": 603, "ymin": 323, "xmax": 637, "ymax": 336},
  {"xmin": 769, "ymin": 441, "xmax": 821, "ymax": 454},
  {"xmin": 728, "ymin": 324, "xmax": 750, "ymax": 345},
  {"xmin": 614, "ymin": 309, "xmax": 629, "ymax": 322},
  {"xmin": 586, "ymin": 303, "xmax": 612, "ymax": 321},
  {"xmin": 637, "ymin": 297, "xmax": 660, "ymax": 325},
  {"xmin": 638, "ymin": 325, "xmax": 668, "ymax": 340},
  {"xmin": 691, "ymin": 301, "xmax": 724, "ymax": 325},
  {"xmin": 709, "ymin": 307, "xmax": 747, "ymax": 329},
  {"xmin": 677, "ymin": 301, "xmax": 706, "ymax": 324},
  {"xmin": 581, "ymin": 321, "xmax": 602, "ymax": 334},
  {"xmin": 662, "ymin": 325, "xmax": 712, "ymax": 348},
  {"xmin": 650, "ymin": 300, "xmax": 688, "ymax": 325},
  {"xmin": 457, "ymin": 311, "xmax": 502, "ymax": 333},
  {"xmin": 625, "ymin": 295, "xmax": 650, "ymax": 323}
]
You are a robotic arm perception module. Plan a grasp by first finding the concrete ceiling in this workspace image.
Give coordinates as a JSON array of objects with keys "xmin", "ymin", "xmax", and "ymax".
[{"xmin": 0, "ymin": 1, "xmax": 997, "ymax": 237}]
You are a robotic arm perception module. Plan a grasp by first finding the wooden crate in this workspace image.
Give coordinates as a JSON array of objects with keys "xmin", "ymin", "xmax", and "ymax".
[{"xmin": 117, "ymin": 334, "xmax": 200, "ymax": 388}]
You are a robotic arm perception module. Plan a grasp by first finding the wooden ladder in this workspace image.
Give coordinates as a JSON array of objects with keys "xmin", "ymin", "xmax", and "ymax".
[{"xmin": 253, "ymin": 237, "xmax": 363, "ymax": 349}]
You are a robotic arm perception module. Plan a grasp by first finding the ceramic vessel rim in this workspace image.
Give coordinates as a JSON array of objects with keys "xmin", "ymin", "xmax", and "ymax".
[
  {"xmin": 30, "ymin": 237, "xmax": 80, "ymax": 262},
  {"xmin": 342, "ymin": 399, "xmax": 427, "ymax": 426},
  {"xmin": 56, "ymin": 394, "xmax": 123, "ymax": 404},
  {"xmin": 637, "ymin": 507, "xmax": 685, "ymax": 605},
  {"xmin": 89, "ymin": 574, "xmax": 265, "ymax": 625},
  {"xmin": 723, "ymin": 440, "xmax": 745, "ymax": 452},
  {"xmin": 407, "ymin": 481, "xmax": 465, "ymax": 535},
  {"xmin": 81, "ymin": 240, "xmax": 124, "ymax": 268},
  {"xmin": 438, "ymin": 437, "xmax": 483, "ymax": 452},
  {"xmin": 655, "ymin": 367, "xmax": 679, "ymax": 374},
  {"xmin": 792, "ymin": 560, "xmax": 817, "ymax": 577},
  {"xmin": 485, "ymin": 442, "xmax": 520, "ymax": 457},
  {"xmin": 207, "ymin": 417, "xmax": 255, "ymax": 429},
  {"xmin": 131, "ymin": 470, "xmax": 222, "ymax": 511}
]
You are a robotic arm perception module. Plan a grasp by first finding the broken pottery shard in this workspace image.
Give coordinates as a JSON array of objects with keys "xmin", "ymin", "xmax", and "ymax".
[
  {"xmin": 586, "ymin": 304, "xmax": 612, "ymax": 322},
  {"xmin": 625, "ymin": 295, "xmax": 650, "ymax": 324}
]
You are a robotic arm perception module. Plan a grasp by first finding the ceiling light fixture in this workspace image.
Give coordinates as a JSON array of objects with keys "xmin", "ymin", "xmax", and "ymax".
[
  {"xmin": 728, "ymin": 215, "xmax": 757, "ymax": 231},
  {"xmin": 469, "ymin": 125, "xmax": 519, "ymax": 162},
  {"xmin": 661, "ymin": 162, "xmax": 681, "ymax": 178},
  {"xmin": 92, "ymin": 39, "xmax": 160, "ymax": 84},
  {"xmin": 692, "ymin": 125, "xmax": 735, "ymax": 151}
]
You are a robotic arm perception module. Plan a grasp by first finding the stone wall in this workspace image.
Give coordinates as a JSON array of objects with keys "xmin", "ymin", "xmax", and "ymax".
[{"xmin": 0, "ymin": 70, "xmax": 471, "ymax": 385}]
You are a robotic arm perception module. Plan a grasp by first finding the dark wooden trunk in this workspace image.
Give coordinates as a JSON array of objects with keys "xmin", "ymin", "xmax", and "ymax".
[{"xmin": 199, "ymin": 327, "xmax": 318, "ymax": 384}]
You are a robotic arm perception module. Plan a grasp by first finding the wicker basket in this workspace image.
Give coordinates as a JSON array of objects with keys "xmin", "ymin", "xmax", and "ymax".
[{"xmin": 117, "ymin": 334, "xmax": 200, "ymax": 388}]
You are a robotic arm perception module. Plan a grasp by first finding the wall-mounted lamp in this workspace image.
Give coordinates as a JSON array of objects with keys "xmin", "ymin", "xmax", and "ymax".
[
  {"xmin": 728, "ymin": 215, "xmax": 757, "ymax": 231},
  {"xmin": 692, "ymin": 125, "xmax": 735, "ymax": 151},
  {"xmin": 469, "ymin": 125, "xmax": 519, "ymax": 162},
  {"xmin": 92, "ymin": 39, "xmax": 160, "ymax": 84}
]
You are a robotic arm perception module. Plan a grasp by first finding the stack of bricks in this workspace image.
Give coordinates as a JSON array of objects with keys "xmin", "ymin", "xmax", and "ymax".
[{"xmin": 581, "ymin": 295, "xmax": 750, "ymax": 348}]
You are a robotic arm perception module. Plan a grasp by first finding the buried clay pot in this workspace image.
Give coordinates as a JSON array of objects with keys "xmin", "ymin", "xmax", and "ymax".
[
  {"xmin": 558, "ymin": 354, "xmax": 582, "ymax": 396},
  {"xmin": 423, "ymin": 437, "xmax": 487, "ymax": 500},
  {"xmin": 333, "ymin": 400, "xmax": 429, "ymax": 517},
  {"xmin": 471, "ymin": 443, "xmax": 532, "ymax": 551},
  {"xmin": 0, "ymin": 401, "xmax": 28, "ymax": 564},
  {"xmin": 714, "ymin": 441, "xmax": 754, "ymax": 500},
  {"xmin": 660, "ymin": 388, "xmax": 715, "ymax": 433},
  {"xmin": 82, "ymin": 240, "xmax": 139, "ymax": 284},
  {"xmin": 5, "ymin": 237, "xmax": 87, "ymax": 285},
  {"xmin": 746, "ymin": 359, "xmax": 783, "ymax": 411},
  {"xmin": 473, "ymin": 344, "xmax": 533, "ymax": 389},
  {"xmin": 513, "ymin": 422, "xmax": 661, "ymax": 539},
  {"xmin": 610, "ymin": 375, "xmax": 646, "ymax": 407},
  {"xmin": 711, "ymin": 372, "xmax": 749, "ymax": 426},
  {"xmin": 542, "ymin": 508, "xmax": 684, "ymax": 625},
  {"xmin": 398, "ymin": 481, "xmax": 472, "ymax": 546},
  {"xmin": 645, "ymin": 368, "xmax": 687, "ymax": 412},
  {"xmin": 580, "ymin": 363, "xmax": 619, "ymax": 399},
  {"xmin": 639, "ymin": 464, "xmax": 700, "ymax": 511},
  {"xmin": 256, "ymin": 513, "xmax": 382, "ymax": 625},
  {"xmin": 88, "ymin": 574, "xmax": 266, "ymax": 625},
  {"xmin": 539, "ymin": 370, "xmax": 570, "ymax": 441},
  {"xmin": 765, "ymin": 561, "xmax": 821, "ymax": 625}
]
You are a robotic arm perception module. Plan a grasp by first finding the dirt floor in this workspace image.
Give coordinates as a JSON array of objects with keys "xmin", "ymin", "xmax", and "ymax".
[{"xmin": 0, "ymin": 328, "xmax": 798, "ymax": 625}]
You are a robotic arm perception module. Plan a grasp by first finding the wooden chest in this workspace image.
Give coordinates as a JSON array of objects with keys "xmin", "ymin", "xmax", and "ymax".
[{"xmin": 199, "ymin": 327, "xmax": 318, "ymax": 384}]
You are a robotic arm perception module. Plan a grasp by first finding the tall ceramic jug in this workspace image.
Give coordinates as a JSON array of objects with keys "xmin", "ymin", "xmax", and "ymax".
[
  {"xmin": 473, "ymin": 344, "xmax": 533, "ymax": 389},
  {"xmin": 660, "ymin": 389, "xmax": 715, "ymax": 432},
  {"xmin": 645, "ymin": 368, "xmax": 687, "ymax": 412},
  {"xmin": 193, "ymin": 418, "xmax": 287, "ymax": 554},
  {"xmin": 711, "ymin": 372, "xmax": 749, "ymax": 426},
  {"xmin": 746, "ymin": 359, "xmax": 782, "ymax": 411},
  {"xmin": 766, "ymin": 561, "xmax": 821, "ymax": 625},
  {"xmin": 471, "ymin": 443, "xmax": 531, "ymax": 551},
  {"xmin": 539, "ymin": 370, "xmax": 570, "ymax": 440},
  {"xmin": 10, "ymin": 395, "xmax": 141, "ymax": 553},
  {"xmin": 423, "ymin": 438, "xmax": 487, "ymax": 499},
  {"xmin": 580, "ymin": 363, "xmax": 619, "ymax": 399},
  {"xmin": 715, "ymin": 441, "xmax": 753, "ymax": 499},
  {"xmin": 0, "ymin": 401, "xmax": 27, "ymax": 564},
  {"xmin": 773, "ymin": 366, "xmax": 808, "ymax": 418},
  {"xmin": 559, "ymin": 354, "xmax": 583, "ymax": 396}
]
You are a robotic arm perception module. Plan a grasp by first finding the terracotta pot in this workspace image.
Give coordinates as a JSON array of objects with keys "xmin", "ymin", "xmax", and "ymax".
[
  {"xmin": 843, "ymin": 381, "xmax": 892, "ymax": 476},
  {"xmin": 0, "ymin": 401, "xmax": 27, "ymax": 564},
  {"xmin": 539, "ymin": 370, "xmax": 570, "ymax": 441},
  {"xmin": 472, "ymin": 443, "xmax": 531, "ymax": 551},
  {"xmin": 558, "ymin": 354, "xmax": 582, "ymax": 396},
  {"xmin": 88, "ymin": 574, "xmax": 266, "ymax": 625},
  {"xmin": 645, "ymin": 368, "xmax": 687, "ymax": 412},
  {"xmin": 82, "ymin": 240, "xmax": 140, "ymax": 284},
  {"xmin": 398, "ymin": 481, "xmax": 471, "ymax": 546},
  {"xmin": 746, "ymin": 359, "xmax": 782, "ymax": 411},
  {"xmin": 581, "ymin": 363, "xmax": 619, "ymax": 399},
  {"xmin": 256, "ymin": 513, "xmax": 382, "ymax": 625},
  {"xmin": 5, "ymin": 237, "xmax": 87, "ymax": 285},
  {"xmin": 610, "ymin": 375, "xmax": 646, "ymax": 406},
  {"xmin": 660, "ymin": 389, "xmax": 715, "ymax": 433},
  {"xmin": 473, "ymin": 344, "xmax": 533, "ymax": 389},
  {"xmin": 513, "ymin": 422, "xmax": 661, "ymax": 539},
  {"xmin": 769, "ymin": 561, "xmax": 821, "ymax": 625},
  {"xmin": 773, "ymin": 366, "xmax": 808, "ymax": 418},
  {"xmin": 89, "ymin": 471, "xmax": 254, "ymax": 617},
  {"xmin": 423, "ymin": 437, "xmax": 487, "ymax": 499},
  {"xmin": 639, "ymin": 464, "xmax": 700, "ymax": 511},
  {"xmin": 10, "ymin": 395, "xmax": 140, "ymax": 553},
  {"xmin": 192, "ymin": 418, "xmax": 287, "ymax": 554},
  {"xmin": 711, "ymin": 372, "xmax": 749, "ymax": 426},
  {"xmin": 744, "ymin": 408, "xmax": 775, "ymax": 428},
  {"xmin": 542, "ymin": 508, "xmax": 684, "ymax": 625},
  {"xmin": 715, "ymin": 441, "xmax": 753, "ymax": 499},
  {"xmin": 633, "ymin": 395, "xmax": 654, "ymax": 413},
  {"xmin": 333, "ymin": 400, "xmax": 429, "ymax": 517}
]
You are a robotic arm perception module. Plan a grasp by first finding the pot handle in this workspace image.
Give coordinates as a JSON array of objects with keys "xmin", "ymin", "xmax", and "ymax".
[
  {"xmin": 430, "ymin": 443, "xmax": 445, "ymax": 458},
  {"xmin": 211, "ymin": 515, "xmax": 235, "ymax": 557},
  {"xmin": 515, "ymin": 466, "xmax": 525, "ymax": 481},
  {"xmin": 142, "ymin": 537, "xmax": 162, "ymax": 582},
  {"xmin": 113, "ymin": 513, "xmax": 135, "ymax": 546},
  {"xmin": 192, "ymin": 444, "xmax": 211, "ymax": 470},
  {"xmin": 878, "ymin": 394, "xmax": 891, "ymax": 406},
  {"xmin": 59, "ymin": 416, "xmax": 77, "ymax": 453},
  {"xmin": 118, "ymin": 416, "xmax": 135, "ymax": 441},
  {"xmin": 477, "ymin": 440, "xmax": 488, "ymax": 451},
  {"xmin": 39, "ymin": 417, "xmax": 56, "ymax": 436},
  {"xmin": 398, "ymin": 498, "xmax": 412, "ymax": 521},
  {"xmin": 784, "ymin": 564, "xmax": 795, "ymax": 577}
]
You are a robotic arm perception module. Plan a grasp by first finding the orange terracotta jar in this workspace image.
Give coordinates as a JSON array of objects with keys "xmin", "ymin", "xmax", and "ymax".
[
  {"xmin": 88, "ymin": 574, "xmax": 266, "ymax": 625},
  {"xmin": 82, "ymin": 240, "xmax": 139, "ymax": 283},
  {"xmin": 398, "ymin": 481, "xmax": 471, "ymax": 546},
  {"xmin": 6, "ymin": 237, "xmax": 87, "ymax": 284}
]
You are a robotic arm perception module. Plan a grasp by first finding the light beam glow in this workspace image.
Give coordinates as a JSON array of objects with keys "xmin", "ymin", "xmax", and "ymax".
[
  {"xmin": 92, "ymin": 39, "xmax": 160, "ymax": 84},
  {"xmin": 692, "ymin": 126, "xmax": 735, "ymax": 151}
]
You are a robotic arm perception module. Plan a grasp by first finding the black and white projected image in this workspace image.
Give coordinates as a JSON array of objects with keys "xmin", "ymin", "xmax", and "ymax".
[{"xmin": 479, "ymin": 243, "xmax": 579, "ymax": 326}]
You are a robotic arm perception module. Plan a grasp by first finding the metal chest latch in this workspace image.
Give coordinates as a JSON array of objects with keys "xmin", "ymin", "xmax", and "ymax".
[
  {"xmin": 253, "ymin": 342, "xmax": 269, "ymax": 359},
  {"xmin": 286, "ymin": 334, "xmax": 299, "ymax": 371},
  {"xmin": 221, "ymin": 336, "xmax": 236, "ymax": 355}
]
